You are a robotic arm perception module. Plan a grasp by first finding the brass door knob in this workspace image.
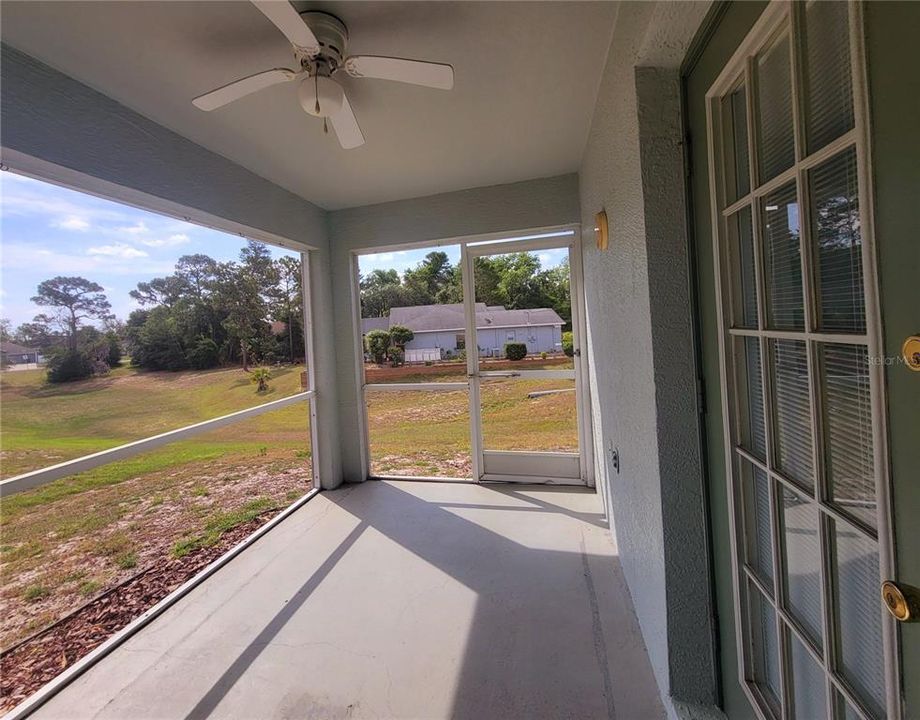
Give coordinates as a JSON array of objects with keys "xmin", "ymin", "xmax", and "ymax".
[
  {"xmin": 881, "ymin": 581, "xmax": 920, "ymax": 622},
  {"xmin": 902, "ymin": 335, "xmax": 920, "ymax": 371}
]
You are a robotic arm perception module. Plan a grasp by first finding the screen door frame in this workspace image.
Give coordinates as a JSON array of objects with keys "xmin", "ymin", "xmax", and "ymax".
[{"xmin": 461, "ymin": 228, "xmax": 591, "ymax": 485}]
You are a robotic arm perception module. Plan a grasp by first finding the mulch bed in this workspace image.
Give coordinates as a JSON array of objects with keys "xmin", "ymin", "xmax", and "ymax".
[{"xmin": 0, "ymin": 511, "xmax": 281, "ymax": 713}]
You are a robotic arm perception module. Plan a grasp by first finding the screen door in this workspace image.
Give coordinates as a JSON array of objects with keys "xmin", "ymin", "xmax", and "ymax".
[{"xmin": 462, "ymin": 233, "xmax": 589, "ymax": 484}]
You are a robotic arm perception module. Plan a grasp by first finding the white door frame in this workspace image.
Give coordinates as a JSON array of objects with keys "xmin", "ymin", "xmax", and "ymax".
[{"xmin": 354, "ymin": 224, "xmax": 593, "ymax": 486}]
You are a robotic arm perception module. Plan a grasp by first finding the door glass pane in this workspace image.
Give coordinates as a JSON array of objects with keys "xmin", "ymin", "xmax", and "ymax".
[
  {"xmin": 810, "ymin": 148, "xmax": 865, "ymax": 333},
  {"xmin": 723, "ymin": 83, "xmax": 751, "ymax": 202},
  {"xmin": 762, "ymin": 182, "xmax": 804, "ymax": 330},
  {"xmin": 789, "ymin": 631, "xmax": 826, "ymax": 719},
  {"xmin": 780, "ymin": 487, "xmax": 823, "ymax": 648},
  {"xmin": 749, "ymin": 584, "xmax": 782, "ymax": 713},
  {"xmin": 770, "ymin": 339, "xmax": 813, "ymax": 489},
  {"xmin": 365, "ymin": 387, "xmax": 471, "ymax": 479},
  {"xmin": 480, "ymin": 378, "xmax": 577, "ymax": 453},
  {"xmin": 742, "ymin": 459, "xmax": 774, "ymax": 586},
  {"xmin": 835, "ymin": 691, "xmax": 865, "ymax": 720},
  {"xmin": 736, "ymin": 337, "xmax": 766, "ymax": 460},
  {"xmin": 832, "ymin": 519, "xmax": 885, "ymax": 719},
  {"xmin": 803, "ymin": 0, "xmax": 855, "ymax": 154},
  {"xmin": 820, "ymin": 343, "xmax": 876, "ymax": 529},
  {"xmin": 729, "ymin": 207, "xmax": 758, "ymax": 329},
  {"xmin": 756, "ymin": 32, "xmax": 796, "ymax": 182}
]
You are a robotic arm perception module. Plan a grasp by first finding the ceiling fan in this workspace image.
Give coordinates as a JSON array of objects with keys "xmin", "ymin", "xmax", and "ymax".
[{"xmin": 192, "ymin": 0, "xmax": 455, "ymax": 149}]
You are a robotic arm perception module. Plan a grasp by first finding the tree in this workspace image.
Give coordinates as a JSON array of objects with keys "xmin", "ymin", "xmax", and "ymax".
[
  {"xmin": 0, "ymin": 318, "xmax": 11, "ymax": 343},
  {"xmin": 31, "ymin": 276, "xmax": 113, "ymax": 351},
  {"xmin": 275, "ymin": 256, "xmax": 303, "ymax": 362},
  {"xmin": 13, "ymin": 321, "xmax": 58, "ymax": 350},
  {"xmin": 388, "ymin": 325, "xmax": 414, "ymax": 348},
  {"xmin": 365, "ymin": 329, "xmax": 391, "ymax": 364}
]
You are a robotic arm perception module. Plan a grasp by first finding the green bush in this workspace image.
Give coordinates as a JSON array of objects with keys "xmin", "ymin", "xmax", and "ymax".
[
  {"xmin": 106, "ymin": 332, "xmax": 123, "ymax": 367},
  {"xmin": 562, "ymin": 331, "xmax": 574, "ymax": 357},
  {"xmin": 387, "ymin": 345, "xmax": 405, "ymax": 367},
  {"xmin": 540, "ymin": 351, "xmax": 548, "ymax": 360},
  {"xmin": 389, "ymin": 324, "xmax": 414, "ymax": 348},
  {"xmin": 504, "ymin": 342, "xmax": 527, "ymax": 361},
  {"xmin": 186, "ymin": 336, "xmax": 220, "ymax": 369},
  {"xmin": 365, "ymin": 329, "xmax": 391, "ymax": 364},
  {"xmin": 46, "ymin": 348, "xmax": 94, "ymax": 383},
  {"xmin": 251, "ymin": 366, "xmax": 272, "ymax": 392}
]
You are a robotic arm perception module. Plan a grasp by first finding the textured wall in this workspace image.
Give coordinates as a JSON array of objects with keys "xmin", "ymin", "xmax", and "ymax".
[
  {"xmin": 327, "ymin": 174, "xmax": 580, "ymax": 483},
  {"xmin": 577, "ymin": 3, "xmax": 716, "ymax": 718},
  {"xmin": 0, "ymin": 44, "xmax": 342, "ymax": 487}
]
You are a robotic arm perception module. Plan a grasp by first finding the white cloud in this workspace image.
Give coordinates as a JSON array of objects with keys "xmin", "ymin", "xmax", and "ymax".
[
  {"xmin": 115, "ymin": 221, "xmax": 150, "ymax": 235},
  {"xmin": 51, "ymin": 216, "xmax": 91, "ymax": 231},
  {"xmin": 138, "ymin": 232, "xmax": 190, "ymax": 248},
  {"xmin": 88, "ymin": 243, "xmax": 149, "ymax": 259},
  {"xmin": 2, "ymin": 243, "xmax": 174, "ymax": 276}
]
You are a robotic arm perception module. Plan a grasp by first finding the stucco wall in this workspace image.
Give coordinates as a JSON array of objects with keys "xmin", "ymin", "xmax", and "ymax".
[
  {"xmin": 0, "ymin": 44, "xmax": 342, "ymax": 488},
  {"xmin": 576, "ymin": 2, "xmax": 716, "ymax": 718},
  {"xmin": 327, "ymin": 174, "xmax": 580, "ymax": 483}
]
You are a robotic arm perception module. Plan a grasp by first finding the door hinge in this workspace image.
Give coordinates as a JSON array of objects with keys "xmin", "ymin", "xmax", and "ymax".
[{"xmin": 696, "ymin": 376, "xmax": 707, "ymax": 416}]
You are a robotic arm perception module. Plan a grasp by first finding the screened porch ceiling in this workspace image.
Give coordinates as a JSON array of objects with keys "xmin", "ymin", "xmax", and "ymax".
[{"xmin": 0, "ymin": 1, "xmax": 618, "ymax": 210}]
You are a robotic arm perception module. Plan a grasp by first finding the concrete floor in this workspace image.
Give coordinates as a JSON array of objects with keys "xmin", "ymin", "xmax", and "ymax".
[{"xmin": 32, "ymin": 481, "xmax": 664, "ymax": 720}]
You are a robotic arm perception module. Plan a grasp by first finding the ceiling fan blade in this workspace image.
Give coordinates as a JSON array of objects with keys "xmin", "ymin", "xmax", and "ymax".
[
  {"xmin": 344, "ymin": 56, "xmax": 454, "ymax": 90},
  {"xmin": 193, "ymin": 68, "xmax": 300, "ymax": 111},
  {"xmin": 330, "ymin": 93, "xmax": 365, "ymax": 149},
  {"xmin": 251, "ymin": 0, "xmax": 320, "ymax": 55}
]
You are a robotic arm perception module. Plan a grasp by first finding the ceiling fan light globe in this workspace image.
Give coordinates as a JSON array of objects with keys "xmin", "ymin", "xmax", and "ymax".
[{"xmin": 298, "ymin": 76, "xmax": 344, "ymax": 118}]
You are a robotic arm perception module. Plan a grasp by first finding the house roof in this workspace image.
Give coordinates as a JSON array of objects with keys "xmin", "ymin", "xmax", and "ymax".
[
  {"xmin": 367, "ymin": 303, "xmax": 564, "ymax": 334},
  {"xmin": 1, "ymin": 341, "xmax": 38, "ymax": 354},
  {"xmin": 361, "ymin": 317, "xmax": 390, "ymax": 335}
]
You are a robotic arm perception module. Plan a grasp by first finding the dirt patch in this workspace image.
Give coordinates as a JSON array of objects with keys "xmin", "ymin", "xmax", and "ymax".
[
  {"xmin": 0, "ymin": 510, "xmax": 288, "ymax": 713},
  {"xmin": 372, "ymin": 452, "xmax": 472, "ymax": 479}
]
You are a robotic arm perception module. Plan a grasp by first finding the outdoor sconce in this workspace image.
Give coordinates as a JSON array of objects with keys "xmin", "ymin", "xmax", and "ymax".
[{"xmin": 595, "ymin": 210, "xmax": 609, "ymax": 250}]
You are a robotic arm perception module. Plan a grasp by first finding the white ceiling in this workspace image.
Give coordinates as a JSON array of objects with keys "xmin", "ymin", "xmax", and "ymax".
[{"xmin": 1, "ymin": 1, "xmax": 617, "ymax": 210}]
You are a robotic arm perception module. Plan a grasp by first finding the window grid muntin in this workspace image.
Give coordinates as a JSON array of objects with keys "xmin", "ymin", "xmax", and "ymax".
[{"xmin": 709, "ymin": 3, "xmax": 892, "ymax": 720}]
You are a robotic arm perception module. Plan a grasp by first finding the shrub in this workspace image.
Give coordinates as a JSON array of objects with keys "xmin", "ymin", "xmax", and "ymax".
[
  {"xmin": 46, "ymin": 348, "xmax": 94, "ymax": 383},
  {"xmin": 365, "ymin": 329, "xmax": 391, "ymax": 364},
  {"xmin": 251, "ymin": 366, "xmax": 272, "ymax": 392},
  {"xmin": 186, "ymin": 336, "xmax": 220, "ymax": 369},
  {"xmin": 504, "ymin": 342, "xmax": 527, "ymax": 361},
  {"xmin": 562, "ymin": 331, "xmax": 575, "ymax": 357},
  {"xmin": 387, "ymin": 345, "xmax": 405, "ymax": 367},
  {"xmin": 389, "ymin": 324, "xmax": 414, "ymax": 348},
  {"xmin": 540, "ymin": 351, "xmax": 548, "ymax": 360},
  {"xmin": 106, "ymin": 332, "xmax": 123, "ymax": 367}
]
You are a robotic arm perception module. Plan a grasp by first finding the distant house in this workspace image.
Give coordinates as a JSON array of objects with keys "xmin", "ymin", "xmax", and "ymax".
[
  {"xmin": 0, "ymin": 342, "xmax": 42, "ymax": 365},
  {"xmin": 362, "ymin": 303, "xmax": 564, "ymax": 359}
]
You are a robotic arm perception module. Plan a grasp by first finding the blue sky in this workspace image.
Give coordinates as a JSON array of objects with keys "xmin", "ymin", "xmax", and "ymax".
[
  {"xmin": 0, "ymin": 170, "xmax": 568, "ymax": 327},
  {"xmin": 358, "ymin": 243, "xmax": 568, "ymax": 280},
  {"xmin": 0, "ymin": 171, "xmax": 298, "ymax": 327}
]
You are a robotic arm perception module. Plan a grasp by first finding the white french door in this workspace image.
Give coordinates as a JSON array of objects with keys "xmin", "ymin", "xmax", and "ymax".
[
  {"xmin": 461, "ymin": 231, "xmax": 591, "ymax": 485},
  {"xmin": 706, "ymin": 3, "xmax": 899, "ymax": 719}
]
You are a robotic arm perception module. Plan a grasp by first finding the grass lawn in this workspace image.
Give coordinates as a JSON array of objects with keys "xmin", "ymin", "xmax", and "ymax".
[
  {"xmin": 0, "ymin": 364, "xmax": 312, "ymax": 649},
  {"xmin": 0, "ymin": 360, "xmax": 576, "ymax": 648}
]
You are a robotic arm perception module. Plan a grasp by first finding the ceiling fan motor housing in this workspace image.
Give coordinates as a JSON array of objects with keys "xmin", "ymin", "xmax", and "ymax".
[{"xmin": 300, "ymin": 11, "xmax": 348, "ymax": 65}]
